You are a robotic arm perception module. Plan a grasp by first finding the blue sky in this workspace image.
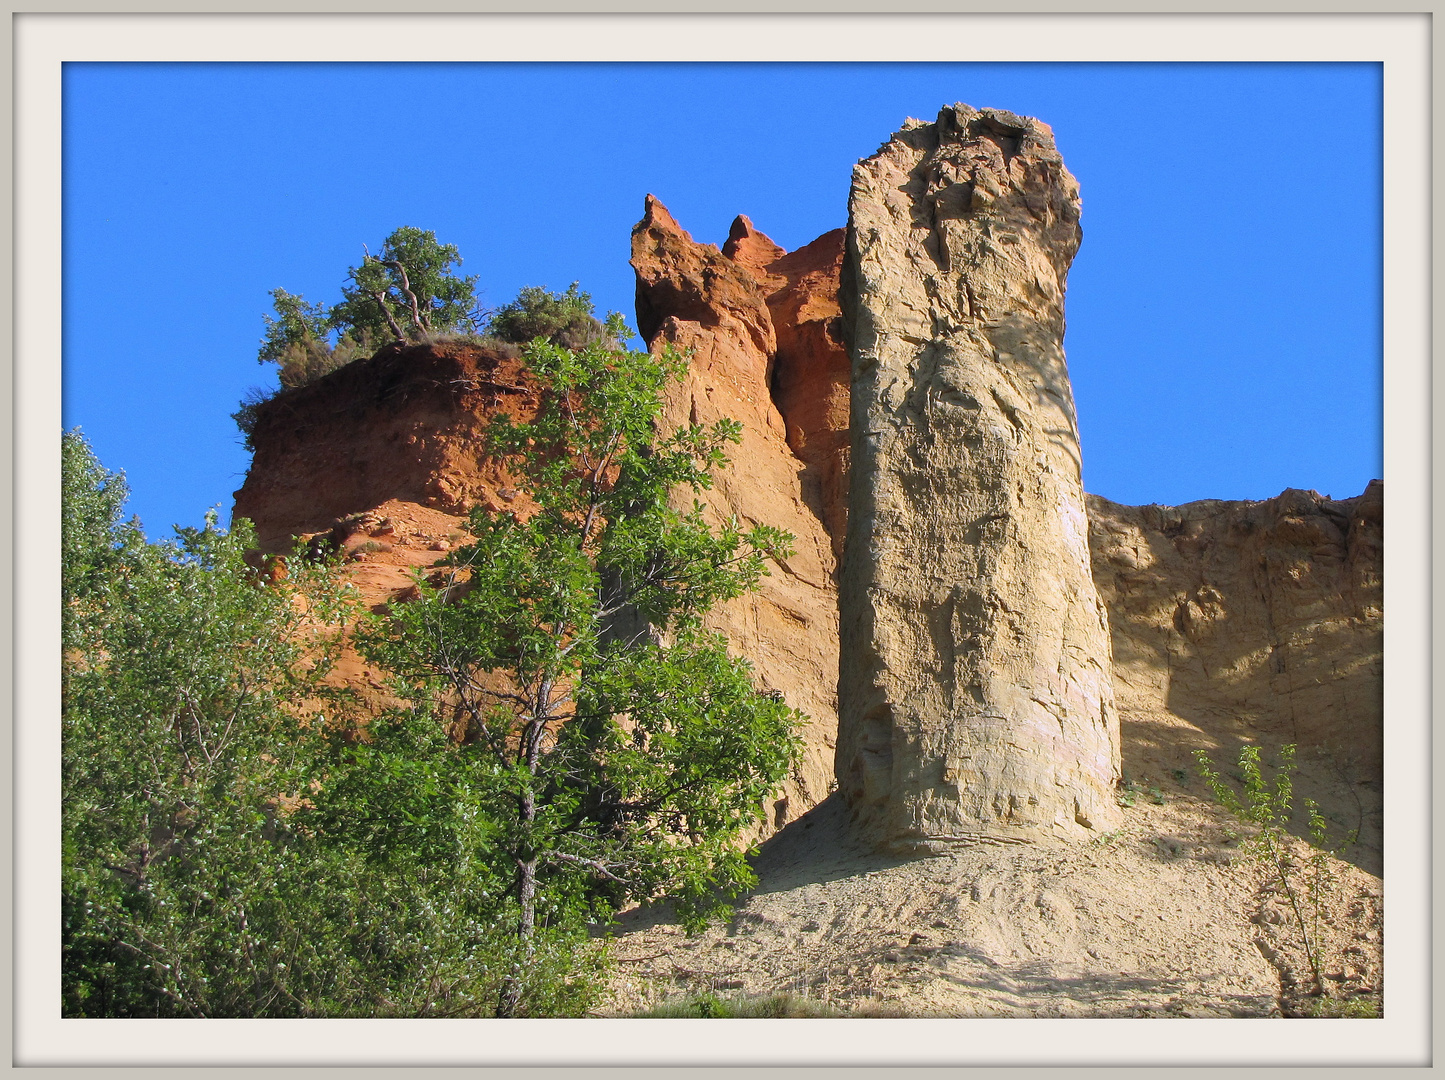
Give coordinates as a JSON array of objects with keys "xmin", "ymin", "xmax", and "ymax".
[{"xmin": 62, "ymin": 61, "xmax": 1382, "ymax": 537}]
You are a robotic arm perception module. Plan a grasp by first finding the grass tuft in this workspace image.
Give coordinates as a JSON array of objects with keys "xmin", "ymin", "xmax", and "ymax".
[{"xmin": 630, "ymin": 991, "xmax": 840, "ymax": 1018}]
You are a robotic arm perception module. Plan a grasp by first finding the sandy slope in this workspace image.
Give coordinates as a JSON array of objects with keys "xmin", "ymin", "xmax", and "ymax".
[{"xmin": 600, "ymin": 780, "xmax": 1381, "ymax": 1018}]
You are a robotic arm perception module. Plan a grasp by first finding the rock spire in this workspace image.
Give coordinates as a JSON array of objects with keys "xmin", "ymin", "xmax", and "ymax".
[{"xmin": 837, "ymin": 104, "xmax": 1122, "ymax": 849}]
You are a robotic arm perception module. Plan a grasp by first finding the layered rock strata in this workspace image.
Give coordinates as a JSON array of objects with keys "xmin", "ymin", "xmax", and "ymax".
[
  {"xmin": 837, "ymin": 105, "xmax": 1122, "ymax": 850},
  {"xmin": 631, "ymin": 196, "xmax": 845, "ymax": 834}
]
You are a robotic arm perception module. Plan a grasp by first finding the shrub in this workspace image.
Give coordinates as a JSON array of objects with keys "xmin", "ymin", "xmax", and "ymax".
[
  {"xmin": 258, "ymin": 288, "xmax": 329, "ymax": 371},
  {"xmin": 489, "ymin": 282, "xmax": 609, "ymax": 350},
  {"xmin": 1193, "ymin": 743, "xmax": 1359, "ymax": 1005},
  {"xmin": 633, "ymin": 991, "xmax": 839, "ymax": 1018},
  {"xmin": 63, "ymin": 431, "xmax": 358, "ymax": 1015}
]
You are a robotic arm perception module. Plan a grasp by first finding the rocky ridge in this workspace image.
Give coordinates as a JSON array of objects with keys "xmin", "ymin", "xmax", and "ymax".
[
  {"xmin": 231, "ymin": 199, "xmax": 1383, "ymax": 867},
  {"xmin": 630, "ymin": 196, "xmax": 846, "ymax": 833},
  {"xmin": 1088, "ymin": 482, "xmax": 1384, "ymax": 874}
]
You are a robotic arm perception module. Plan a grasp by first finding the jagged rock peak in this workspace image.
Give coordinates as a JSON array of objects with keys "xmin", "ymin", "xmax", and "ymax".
[
  {"xmin": 631, "ymin": 195, "xmax": 776, "ymax": 361},
  {"xmin": 637, "ymin": 192, "xmax": 685, "ymax": 237},
  {"xmin": 722, "ymin": 214, "xmax": 786, "ymax": 276},
  {"xmin": 837, "ymin": 105, "xmax": 1120, "ymax": 851}
]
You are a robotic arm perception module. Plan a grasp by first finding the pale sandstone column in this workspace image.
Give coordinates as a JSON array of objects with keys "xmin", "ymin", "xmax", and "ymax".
[{"xmin": 838, "ymin": 104, "xmax": 1121, "ymax": 851}]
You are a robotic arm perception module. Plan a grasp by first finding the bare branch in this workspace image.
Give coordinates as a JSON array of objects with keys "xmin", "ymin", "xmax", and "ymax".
[
  {"xmin": 383, "ymin": 258, "xmax": 430, "ymax": 336},
  {"xmin": 367, "ymin": 289, "xmax": 408, "ymax": 342},
  {"xmin": 542, "ymin": 850, "xmax": 636, "ymax": 885}
]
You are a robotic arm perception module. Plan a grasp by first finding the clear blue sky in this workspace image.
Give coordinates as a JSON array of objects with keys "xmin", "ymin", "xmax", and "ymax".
[{"xmin": 62, "ymin": 61, "xmax": 1382, "ymax": 538}]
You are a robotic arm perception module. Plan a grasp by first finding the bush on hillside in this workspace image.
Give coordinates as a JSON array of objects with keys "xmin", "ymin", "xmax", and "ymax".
[{"xmin": 488, "ymin": 282, "xmax": 609, "ymax": 350}]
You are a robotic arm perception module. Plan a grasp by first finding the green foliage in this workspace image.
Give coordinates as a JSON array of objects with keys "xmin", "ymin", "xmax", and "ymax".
[
  {"xmin": 62, "ymin": 431, "xmax": 557, "ymax": 1017},
  {"xmin": 257, "ymin": 289, "xmax": 331, "ymax": 384},
  {"xmin": 330, "ymin": 226, "xmax": 480, "ymax": 345},
  {"xmin": 297, "ymin": 707, "xmax": 611, "ymax": 1017},
  {"xmin": 73, "ymin": 304, "xmax": 801, "ymax": 1018},
  {"xmin": 488, "ymin": 282, "xmax": 608, "ymax": 350},
  {"xmin": 61, "ymin": 431, "xmax": 139, "ymax": 645},
  {"xmin": 1298, "ymin": 994, "xmax": 1381, "ymax": 1018},
  {"xmin": 240, "ymin": 227, "xmax": 480, "ymax": 444},
  {"xmin": 1193, "ymin": 743, "xmax": 1355, "ymax": 1003},
  {"xmin": 63, "ymin": 431, "xmax": 350, "ymax": 1014},
  {"xmin": 354, "ymin": 325, "xmax": 803, "ymax": 1015},
  {"xmin": 257, "ymin": 287, "xmax": 329, "ymax": 363}
]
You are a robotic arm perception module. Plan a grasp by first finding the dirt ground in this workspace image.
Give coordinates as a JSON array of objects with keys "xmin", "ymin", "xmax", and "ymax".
[{"xmin": 598, "ymin": 720, "xmax": 1383, "ymax": 1019}]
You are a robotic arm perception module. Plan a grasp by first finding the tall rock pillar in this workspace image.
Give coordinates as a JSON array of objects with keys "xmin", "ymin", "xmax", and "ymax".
[{"xmin": 838, "ymin": 104, "xmax": 1121, "ymax": 850}]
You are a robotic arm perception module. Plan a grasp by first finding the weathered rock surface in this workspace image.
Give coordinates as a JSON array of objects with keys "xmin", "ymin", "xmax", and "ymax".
[
  {"xmin": 233, "ymin": 342, "xmax": 541, "ymax": 554},
  {"xmin": 227, "ymin": 109, "xmax": 1386, "ymax": 1015},
  {"xmin": 726, "ymin": 219, "xmax": 853, "ymax": 562},
  {"xmin": 231, "ymin": 140, "xmax": 1380, "ymax": 869},
  {"xmin": 232, "ymin": 342, "xmax": 549, "ymax": 727},
  {"xmin": 631, "ymin": 196, "xmax": 843, "ymax": 836},
  {"xmin": 837, "ymin": 104, "xmax": 1121, "ymax": 850},
  {"xmin": 1089, "ymin": 482, "xmax": 1383, "ymax": 872},
  {"xmin": 603, "ymin": 471, "xmax": 1388, "ymax": 1012},
  {"xmin": 232, "ymin": 213, "xmax": 852, "ymax": 841}
]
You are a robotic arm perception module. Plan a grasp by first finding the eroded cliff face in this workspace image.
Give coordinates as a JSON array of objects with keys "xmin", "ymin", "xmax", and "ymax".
[
  {"xmin": 1089, "ymin": 482, "xmax": 1384, "ymax": 870},
  {"xmin": 724, "ymin": 218, "xmax": 852, "ymax": 561},
  {"xmin": 630, "ymin": 196, "xmax": 846, "ymax": 834},
  {"xmin": 233, "ymin": 206, "xmax": 855, "ymax": 840},
  {"xmin": 234, "ymin": 342, "xmax": 540, "ymax": 556},
  {"xmin": 232, "ymin": 343, "xmax": 550, "ymax": 725},
  {"xmin": 837, "ymin": 105, "xmax": 1122, "ymax": 850}
]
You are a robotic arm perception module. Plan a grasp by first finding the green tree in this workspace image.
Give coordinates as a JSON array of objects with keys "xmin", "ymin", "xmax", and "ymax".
[
  {"xmin": 63, "ymin": 433, "xmax": 535, "ymax": 1017},
  {"xmin": 330, "ymin": 226, "xmax": 480, "ymax": 345},
  {"xmin": 61, "ymin": 430, "xmax": 139, "ymax": 643},
  {"xmin": 62, "ymin": 431, "xmax": 359, "ymax": 1015},
  {"xmin": 257, "ymin": 288, "xmax": 332, "ymax": 386},
  {"xmin": 489, "ymin": 282, "xmax": 607, "ymax": 350},
  {"xmin": 350, "ymin": 321, "xmax": 803, "ymax": 1017}
]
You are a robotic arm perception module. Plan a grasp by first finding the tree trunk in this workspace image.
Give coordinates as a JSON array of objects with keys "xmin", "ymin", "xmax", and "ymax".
[
  {"xmin": 367, "ymin": 290, "xmax": 407, "ymax": 343},
  {"xmin": 384, "ymin": 259, "xmax": 431, "ymax": 337},
  {"xmin": 495, "ymin": 854, "xmax": 538, "ymax": 1018},
  {"xmin": 497, "ymin": 702, "xmax": 546, "ymax": 1018}
]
